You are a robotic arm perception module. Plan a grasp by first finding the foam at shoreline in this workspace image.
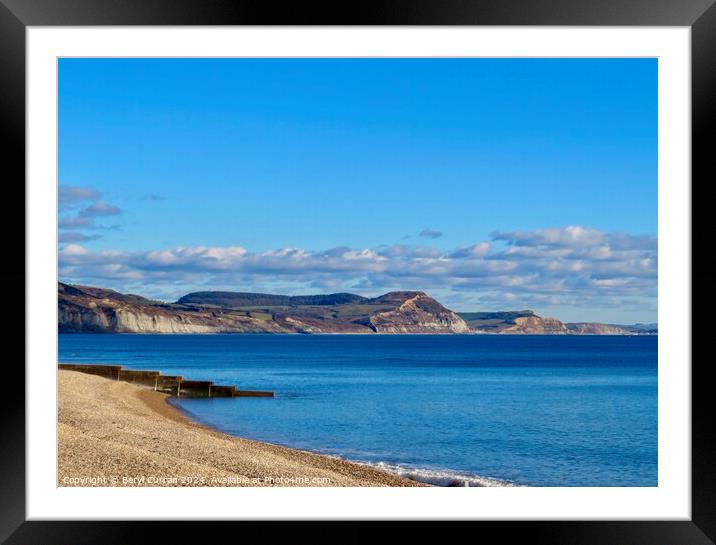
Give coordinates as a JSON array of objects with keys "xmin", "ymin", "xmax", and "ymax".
[
  {"xmin": 58, "ymin": 370, "xmax": 423, "ymax": 487},
  {"xmin": 169, "ymin": 397, "xmax": 519, "ymax": 487},
  {"xmin": 355, "ymin": 461, "xmax": 518, "ymax": 487}
]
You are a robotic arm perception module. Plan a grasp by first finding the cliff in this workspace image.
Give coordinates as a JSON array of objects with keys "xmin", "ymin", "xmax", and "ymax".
[
  {"xmin": 457, "ymin": 310, "xmax": 567, "ymax": 334},
  {"xmin": 58, "ymin": 283, "xmax": 469, "ymax": 334},
  {"xmin": 457, "ymin": 310, "xmax": 652, "ymax": 335},
  {"xmin": 501, "ymin": 315, "xmax": 568, "ymax": 335},
  {"xmin": 368, "ymin": 292, "xmax": 470, "ymax": 334},
  {"xmin": 58, "ymin": 283, "xmax": 655, "ymax": 335},
  {"xmin": 58, "ymin": 283, "xmax": 286, "ymax": 334},
  {"xmin": 565, "ymin": 322, "xmax": 632, "ymax": 335}
]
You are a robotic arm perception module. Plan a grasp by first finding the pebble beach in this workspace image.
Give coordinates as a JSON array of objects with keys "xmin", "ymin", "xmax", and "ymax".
[{"xmin": 58, "ymin": 370, "xmax": 423, "ymax": 487}]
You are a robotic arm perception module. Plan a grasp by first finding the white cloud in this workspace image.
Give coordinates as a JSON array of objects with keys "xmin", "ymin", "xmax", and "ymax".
[
  {"xmin": 419, "ymin": 228, "xmax": 443, "ymax": 239},
  {"xmin": 60, "ymin": 244, "xmax": 89, "ymax": 256},
  {"xmin": 58, "ymin": 231, "xmax": 102, "ymax": 243},
  {"xmin": 492, "ymin": 225, "xmax": 606, "ymax": 247},
  {"xmin": 58, "ymin": 224, "xmax": 656, "ymax": 317},
  {"xmin": 378, "ymin": 245, "xmax": 442, "ymax": 259},
  {"xmin": 58, "ymin": 184, "xmax": 122, "ymax": 238},
  {"xmin": 58, "ymin": 216, "xmax": 95, "ymax": 229},
  {"xmin": 78, "ymin": 201, "xmax": 122, "ymax": 218},
  {"xmin": 449, "ymin": 242, "xmax": 490, "ymax": 259},
  {"xmin": 58, "ymin": 185, "xmax": 101, "ymax": 207}
]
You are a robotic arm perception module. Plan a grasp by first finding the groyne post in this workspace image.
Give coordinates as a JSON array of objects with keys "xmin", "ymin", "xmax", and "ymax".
[{"xmin": 59, "ymin": 363, "xmax": 274, "ymax": 398}]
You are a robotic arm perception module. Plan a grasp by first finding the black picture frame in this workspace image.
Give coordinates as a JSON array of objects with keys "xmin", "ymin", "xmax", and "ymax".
[{"xmin": 2, "ymin": 0, "xmax": 712, "ymax": 542}]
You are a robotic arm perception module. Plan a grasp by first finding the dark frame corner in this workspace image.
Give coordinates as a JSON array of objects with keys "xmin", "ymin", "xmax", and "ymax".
[{"xmin": 2, "ymin": 0, "xmax": 713, "ymax": 542}]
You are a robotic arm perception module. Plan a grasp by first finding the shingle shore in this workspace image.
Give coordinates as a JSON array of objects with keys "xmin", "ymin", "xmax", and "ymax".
[{"xmin": 58, "ymin": 370, "xmax": 424, "ymax": 487}]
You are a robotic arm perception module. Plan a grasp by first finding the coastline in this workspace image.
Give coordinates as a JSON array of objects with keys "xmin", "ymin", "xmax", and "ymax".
[
  {"xmin": 58, "ymin": 331, "xmax": 655, "ymax": 336},
  {"xmin": 58, "ymin": 333, "xmax": 658, "ymax": 488},
  {"xmin": 58, "ymin": 369, "xmax": 424, "ymax": 487}
]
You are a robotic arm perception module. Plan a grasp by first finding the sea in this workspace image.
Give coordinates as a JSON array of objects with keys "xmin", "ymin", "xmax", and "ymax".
[{"xmin": 58, "ymin": 334, "xmax": 657, "ymax": 487}]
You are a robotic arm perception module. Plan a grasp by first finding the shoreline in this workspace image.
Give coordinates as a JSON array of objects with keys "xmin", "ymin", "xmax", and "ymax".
[
  {"xmin": 58, "ymin": 369, "xmax": 424, "ymax": 487},
  {"xmin": 59, "ymin": 331, "xmax": 656, "ymax": 336},
  {"xmin": 167, "ymin": 397, "xmax": 517, "ymax": 488}
]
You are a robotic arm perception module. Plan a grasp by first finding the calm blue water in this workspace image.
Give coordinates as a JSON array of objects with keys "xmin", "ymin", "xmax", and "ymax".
[{"xmin": 58, "ymin": 334, "xmax": 657, "ymax": 487}]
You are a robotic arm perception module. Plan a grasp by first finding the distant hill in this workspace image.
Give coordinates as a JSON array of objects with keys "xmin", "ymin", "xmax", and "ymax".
[
  {"xmin": 58, "ymin": 282, "xmax": 656, "ymax": 335},
  {"xmin": 58, "ymin": 282, "xmax": 156, "ymax": 306},
  {"xmin": 458, "ymin": 310, "xmax": 656, "ymax": 335},
  {"xmin": 619, "ymin": 323, "xmax": 658, "ymax": 334},
  {"xmin": 459, "ymin": 310, "xmax": 539, "ymax": 332},
  {"xmin": 59, "ymin": 283, "xmax": 468, "ymax": 334},
  {"xmin": 458, "ymin": 310, "xmax": 569, "ymax": 334},
  {"xmin": 566, "ymin": 322, "xmax": 635, "ymax": 335},
  {"xmin": 178, "ymin": 291, "xmax": 366, "ymax": 308}
]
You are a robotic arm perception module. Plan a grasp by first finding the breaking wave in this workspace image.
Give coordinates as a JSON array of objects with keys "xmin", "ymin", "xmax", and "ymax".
[{"xmin": 357, "ymin": 460, "xmax": 520, "ymax": 487}]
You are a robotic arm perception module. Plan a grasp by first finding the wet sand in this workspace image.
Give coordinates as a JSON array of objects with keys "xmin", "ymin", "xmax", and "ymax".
[{"xmin": 58, "ymin": 369, "xmax": 424, "ymax": 487}]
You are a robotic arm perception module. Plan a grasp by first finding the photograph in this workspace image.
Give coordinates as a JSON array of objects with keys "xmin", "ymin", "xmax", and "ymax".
[
  {"xmin": 3, "ymin": 2, "xmax": 710, "ymax": 538},
  {"xmin": 56, "ymin": 57, "xmax": 658, "ymax": 489}
]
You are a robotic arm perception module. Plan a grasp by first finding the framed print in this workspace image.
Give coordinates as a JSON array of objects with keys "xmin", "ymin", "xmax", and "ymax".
[{"xmin": 3, "ymin": 0, "xmax": 714, "ymax": 542}]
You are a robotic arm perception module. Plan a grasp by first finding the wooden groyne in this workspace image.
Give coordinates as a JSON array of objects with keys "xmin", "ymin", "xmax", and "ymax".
[{"xmin": 58, "ymin": 363, "xmax": 274, "ymax": 398}]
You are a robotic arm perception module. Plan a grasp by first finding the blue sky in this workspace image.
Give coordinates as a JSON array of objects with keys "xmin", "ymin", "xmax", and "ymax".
[{"xmin": 58, "ymin": 58, "xmax": 657, "ymax": 323}]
